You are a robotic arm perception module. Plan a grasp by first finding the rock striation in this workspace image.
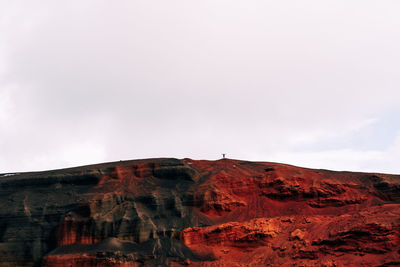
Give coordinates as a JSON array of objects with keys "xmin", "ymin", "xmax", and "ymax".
[{"xmin": 0, "ymin": 158, "xmax": 399, "ymax": 266}]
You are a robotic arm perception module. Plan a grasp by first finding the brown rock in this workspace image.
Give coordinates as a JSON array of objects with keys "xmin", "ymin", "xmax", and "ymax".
[{"xmin": 290, "ymin": 229, "xmax": 305, "ymax": 241}]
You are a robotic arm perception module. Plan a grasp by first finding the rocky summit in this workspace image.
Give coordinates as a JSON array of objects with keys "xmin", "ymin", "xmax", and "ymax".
[{"xmin": 0, "ymin": 158, "xmax": 399, "ymax": 266}]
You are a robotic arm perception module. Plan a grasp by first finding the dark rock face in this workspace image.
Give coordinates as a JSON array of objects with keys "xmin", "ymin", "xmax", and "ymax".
[{"xmin": 0, "ymin": 158, "xmax": 399, "ymax": 266}]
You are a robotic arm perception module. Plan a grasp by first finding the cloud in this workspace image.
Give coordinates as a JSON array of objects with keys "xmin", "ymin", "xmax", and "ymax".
[
  {"xmin": 1, "ymin": 1, "xmax": 400, "ymax": 173},
  {"xmin": 272, "ymin": 149, "xmax": 383, "ymax": 172},
  {"xmin": 271, "ymin": 133, "xmax": 400, "ymax": 175},
  {"xmin": 268, "ymin": 112, "xmax": 400, "ymax": 174}
]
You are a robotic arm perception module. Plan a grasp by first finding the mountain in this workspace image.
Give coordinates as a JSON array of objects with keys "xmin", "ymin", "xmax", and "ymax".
[{"xmin": 0, "ymin": 158, "xmax": 399, "ymax": 266}]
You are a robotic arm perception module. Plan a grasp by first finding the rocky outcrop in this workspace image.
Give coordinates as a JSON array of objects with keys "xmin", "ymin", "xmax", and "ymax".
[
  {"xmin": 181, "ymin": 218, "xmax": 279, "ymax": 246},
  {"xmin": 0, "ymin": 158, "xmax": 399, "ymax": 266}
]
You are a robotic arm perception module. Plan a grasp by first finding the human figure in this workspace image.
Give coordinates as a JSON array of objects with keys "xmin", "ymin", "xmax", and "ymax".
[{"xmin": 222, "ymin": 153, "xmax": 226, "ymax": 159}]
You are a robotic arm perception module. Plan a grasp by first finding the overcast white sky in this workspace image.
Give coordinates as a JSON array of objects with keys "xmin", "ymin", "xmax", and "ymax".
[{"xmin": 1, "ymin": 1, "xmax": 400, "ymax": 173}]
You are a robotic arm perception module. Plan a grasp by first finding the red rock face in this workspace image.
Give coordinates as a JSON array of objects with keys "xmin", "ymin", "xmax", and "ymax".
[{"xmin": 0, "ymin": 158, "xmax": 399, "ymax": 266}]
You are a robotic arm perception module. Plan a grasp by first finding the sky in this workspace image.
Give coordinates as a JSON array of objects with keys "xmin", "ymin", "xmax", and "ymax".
[{"xmin": 1, "ymin": 1, "xmax": 400, "ymax": 174}]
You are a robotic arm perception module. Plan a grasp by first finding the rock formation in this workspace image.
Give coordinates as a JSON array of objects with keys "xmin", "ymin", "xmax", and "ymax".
[{"xmin": 0, "ymin": 158, "xmax": 399, "ymax": 266}]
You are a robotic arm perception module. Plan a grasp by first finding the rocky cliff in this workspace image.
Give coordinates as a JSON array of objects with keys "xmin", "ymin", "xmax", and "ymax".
[{"xmin": 0, "ymin": 158, "xmax": 399, "ymax": 266}]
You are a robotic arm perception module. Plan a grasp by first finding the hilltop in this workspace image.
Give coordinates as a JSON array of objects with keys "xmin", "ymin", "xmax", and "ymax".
[{"xmin": 0, "ymin": 158, "xmax": 399, "ymax": 266}]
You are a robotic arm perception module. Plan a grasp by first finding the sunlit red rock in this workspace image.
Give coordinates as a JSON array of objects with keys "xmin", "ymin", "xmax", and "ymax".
[{"xmin": 0, "ymin": 158, "xmax": 399, "ymax": 266}]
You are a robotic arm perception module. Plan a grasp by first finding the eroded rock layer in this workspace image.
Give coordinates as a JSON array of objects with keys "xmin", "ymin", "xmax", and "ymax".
[{"xmin": 0, "ymin": 158, "xmax": 399, "ymax": 266}]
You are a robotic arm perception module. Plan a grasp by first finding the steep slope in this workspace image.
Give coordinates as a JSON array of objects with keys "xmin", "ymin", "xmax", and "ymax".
[{"xmin": 0, "ymin": 158, "xmax": 399, "ymax": 266}]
